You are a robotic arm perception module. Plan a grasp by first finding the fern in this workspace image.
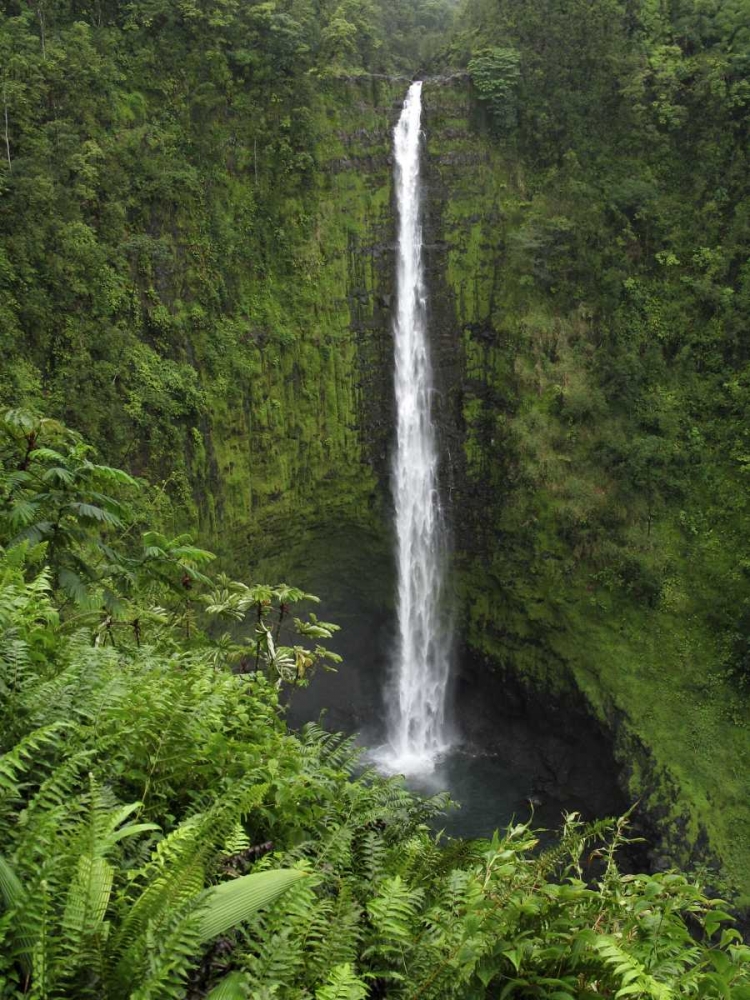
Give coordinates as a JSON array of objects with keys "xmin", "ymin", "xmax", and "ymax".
[
  {"xmin": 592, "ymin": 935, "xmax": 675, "ymax": 999},
  {"xmin": 127, "ymin": 904, "xmax": 204, "ymax": 1000},
  {"xmin": 0, "ymin": 723, "xmax": 70, "ymax": 815},
  {"xmin": 366, "ymin": 875, "xmax": 424, "ymax": 963},
  {"xmin": 315, "ymin": 963, "xmax": 368, "ymax": 1000},
  {"xmin": 0, "ymin": 853, "xmax": 33, "ymax": 978}
]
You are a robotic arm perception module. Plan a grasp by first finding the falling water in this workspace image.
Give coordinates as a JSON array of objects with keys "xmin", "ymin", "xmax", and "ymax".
[{"xmin": 380, "ymin": 81, "xmax": 451, "ymax": 775}]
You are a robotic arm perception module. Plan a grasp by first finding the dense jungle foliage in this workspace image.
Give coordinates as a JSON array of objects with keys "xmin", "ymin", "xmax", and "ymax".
[
  {"xmin": 4, "ymin": 0, "xmax": 750, "ymax": 991},
  {"xmin": 0, "ymin": 0, "xmax": 450, "ymax": 447},
  {"xmin": 2, "ymin": 411, "xmax": 750, "ymax": 997},
  {"xmin": 453, "ymin": 0, "xmax": 750, "ymax": 687}
]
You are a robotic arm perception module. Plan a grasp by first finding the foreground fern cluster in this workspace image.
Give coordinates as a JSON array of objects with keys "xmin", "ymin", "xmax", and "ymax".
[{"xmin": 1, "ymin": 413, "xmax": 750, "ymax": 999}]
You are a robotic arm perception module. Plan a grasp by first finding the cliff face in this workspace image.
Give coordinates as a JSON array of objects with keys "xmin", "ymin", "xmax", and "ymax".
[
  {"xmin": 191, "ymin": 79, "xmax": 402, "ymax": 574},
  {"xmin": 3, "ymin": 69, "xmax": 406, "ymax": 596},
  {"xmin": 193, "ymin": 79, "xmax": 405, "ymax": 687},
  {"xmin": 420, "ymin": 78, "xmax": 750, "ymax": 897},
  {"xmin": 269, "ymin": 74, "xmax": 749, "ymax": 901},
  {"xmin": 1, "ymin": 55, "xmax": 406, "ymax": 679}
]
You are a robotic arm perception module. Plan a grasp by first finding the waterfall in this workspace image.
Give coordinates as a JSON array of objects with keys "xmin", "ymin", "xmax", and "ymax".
[{"xmin": 380, "ymin": 81, "xmax": 451, "ymax": 775}]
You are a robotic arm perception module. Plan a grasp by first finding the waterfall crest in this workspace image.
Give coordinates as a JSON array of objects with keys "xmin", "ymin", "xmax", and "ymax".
[{"xmin": 380, "ymin": 81, "xmax": 451, "ymax": 775}]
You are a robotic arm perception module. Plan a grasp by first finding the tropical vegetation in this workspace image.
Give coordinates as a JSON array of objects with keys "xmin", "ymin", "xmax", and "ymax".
[
  {"xmin": 1, "ymin": 410, "xmax": 750, "ymax": 997},
  {"xmin": 4, "ymin": 0, "xmax": 750, "ymax": 991}
]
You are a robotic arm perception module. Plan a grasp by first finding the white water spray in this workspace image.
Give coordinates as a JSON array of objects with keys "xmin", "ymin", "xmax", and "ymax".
[{"xmin": 380, "ymin": 81, "xmax": 451, "ymax": 775}]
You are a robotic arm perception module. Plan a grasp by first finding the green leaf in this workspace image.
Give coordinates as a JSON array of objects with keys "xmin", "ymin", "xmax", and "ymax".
[
  {"xmin": 8, "ymin": 499, "xmax": 39, "ymax": 528},
  {"xmin": 2, "ymin": 470, "xmax": 32, "ymax": 490},
  {"xmin": 204, "ymin": 972, "xmax": 249, "ymax": 1000},
  {"xmin": 63, "ymin": 855, "xmax": 115, "ymax": 940},
  {"xmin": 181, "ymin": 564, "xmax": 213, "ymax": 586},
  {"xmin": 616, "ymin": 985, "xmax": 647, "ymax": 998},
  {"xmin": 196, "ymin": 869, "xmax": 307, "ymax": 944},
  {"xmin": 29, "ymin": 447, "xmax": 66, "ymax": 462},
  {"xmin": 504, "ymin": 947, "xmax": 521, "ymax": 972},
  {"xmin": 68, "ymin": 502, "xmax": 123, "ymax": 527},
  {"xmin": 58, "ymin": 568, "xmax": 91, "ymax": 606},
  {"xmin": 10, "ymin": 520, "xmax": 54, "ymax": 545},
  {"xmin": 2, "ymin": 408, "xmax": 37, "ymax": 434},
  {"xmin": 85, "ymin": 463, "xmax": 138, "ymax": 486},
  {"xmin": 169, "ymin": 545, "xmax": 215, "ymax": 564},
  {"xmin": 109, "ymin": 822, "xmax": 160, "ymax": 846},
  {"xmin": 143, "ymin": 545, "xmax": 167, "ymax": 559},
  {"xmin": 42, "ymin": 466, "xmax": 76, "ymax": 486},
  {"xmin": 0, "ymin": 854, "xmax": 33, "ymax": 976},
  {"xmin": 102, "ymin": 587, "xmax": 127, "ymax": 617},
  {"xmin": 0, "ymin": 853, "xmax": 24, "ymax": 911}
]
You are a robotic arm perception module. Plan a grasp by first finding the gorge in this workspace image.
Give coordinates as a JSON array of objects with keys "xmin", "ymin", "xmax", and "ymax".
[
  {"xmin": 2, "ymin": 0, "xmax": 750, "ymax": 990},
  {"xmin": 288, "ymin": 79, "xmax": 632, "ymax": 840}
]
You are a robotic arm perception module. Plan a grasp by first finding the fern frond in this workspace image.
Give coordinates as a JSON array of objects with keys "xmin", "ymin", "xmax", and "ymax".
[
  {"xmin": 365, "ymin": 875, "xmax": 423, "ymax": 959},
  {"xmin": 110, "ymin": 779, "xmax": 269, "ymax": 988},
  {"xmin": 0, "ymin": 723, "xmax": 69, "ymax": 811},
  {"xmin": 0, "ymin": 853, "xmax": 33, "ymax": 977},
  {"xmin": 592, "ymin": 935, "xmax": 675, "ymax": 999},
  {"xmin": 315, "ymin": 963, "xmax": 367, "ymax": 1000}
]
